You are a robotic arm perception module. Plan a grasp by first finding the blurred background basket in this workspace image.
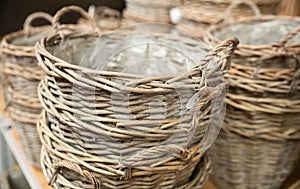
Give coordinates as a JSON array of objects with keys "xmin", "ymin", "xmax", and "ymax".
[
  {"xmin": 79, "ymin": 5, "xmax": 121, "ymax": 32},
  {"xmin": 178, "ymin": 0, "xmax": 280, "ymax": 38},
  {"xmin": 288, "ymin": 179, "xmax": 300, "ymax": 189},
  {"xmin": 36, "ymin": 6, "xmax": 238, "ymax": 188},
  {"xmin": 123, "ymin": 0, "xmax": 180, "ymax": 25},
  {"xmin": 205, "ymin": 14, "xmax": 300, "ymax": 189},
  {"xmin": 0, "ymin": 12, "xmax": 53, "ymax": 166}
]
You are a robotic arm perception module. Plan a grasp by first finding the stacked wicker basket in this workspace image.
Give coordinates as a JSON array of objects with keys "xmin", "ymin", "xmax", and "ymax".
[
  {"xmin": 123, "ymin": 0, "xmax": 180, "ymax": 26},
  {"xmin": 80, "ymin": 5, "xmax": 121, "ymax": 31},
  {"xmin": 1, "ymin": 2, "xmax": 299, "ymax": 189},
  {"xmin": 205, "ymin": 12, "xmax": 300, "ymax": 189},
  {"xmin": 178, "ymin": 0, "xmax": 281, "ymax": 37},
  {"xmin": 0, "ymin": 12, "xmax": 53, "ymax": 166},
  {"xmin": 35, "ymin": 6, "xmax": 238, "ymax": 189}
]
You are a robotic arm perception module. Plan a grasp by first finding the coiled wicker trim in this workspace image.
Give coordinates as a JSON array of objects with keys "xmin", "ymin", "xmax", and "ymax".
[
  {"xmin": 206, "ymin": 14, "xmax": 300, "ymax": 189},
  {"xmin": 0, "ymin": 12, "xmax": 53, "ymax": 166}
]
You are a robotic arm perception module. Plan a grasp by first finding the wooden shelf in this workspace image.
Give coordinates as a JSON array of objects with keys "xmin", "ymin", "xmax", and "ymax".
[{"xmin": 0, "ymin": 117, "xmax": 51, "ymax": 189}]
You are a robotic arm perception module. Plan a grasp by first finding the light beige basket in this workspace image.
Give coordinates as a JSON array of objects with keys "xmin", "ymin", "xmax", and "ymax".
[
  {"xmin": 123, "ymin": 0, "xmax": 180, "ymax": 24},
  {"xmin": 288, "ymin": 180, "xmax": 300, "ymax": 189},
  {"xmin": 36, "ymin": 6, "xmax": 238, "ymax": 189},
  {"xmin": 38, "ymin": 110, "xmax": 212, "ymax": 189},
  {"xmin": 0, "ymin": 12, "xmax": 53, "ymax": 166},
  {"xmin": 178, "ymin": 0, "xmax": 279, "ymax": 38},
  {"xmin": 205, "ymin": 14, "xmax": 300, "ymax": 189},
  {"xmin": 80, "ymin": 6, "xmax": 121, "ymax": 31}
]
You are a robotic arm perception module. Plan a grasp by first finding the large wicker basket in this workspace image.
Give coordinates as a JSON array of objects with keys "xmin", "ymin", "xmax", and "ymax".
[
  {"xmin": 36, "ymin": 6, "xmax": 238, "ymax": 189},
  {"xmin": 0, "ymin": 12, "xmax": 53, "ymax": 166},
  {"xmin": 178, "ymin": 0, "xmax": 279, "ymax": 38},
  {"xmin": 205, "ymin": 15, "xmax": 300, "ymax": 189}
]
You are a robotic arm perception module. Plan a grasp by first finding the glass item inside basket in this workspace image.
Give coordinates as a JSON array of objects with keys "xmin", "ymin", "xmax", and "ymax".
[{"xmin": 214, "ymin": 20, "xmax": 300, "ymax": 45}]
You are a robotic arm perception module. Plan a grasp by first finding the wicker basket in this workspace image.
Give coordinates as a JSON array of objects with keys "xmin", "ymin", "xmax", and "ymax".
[
  {"xmin": 38, "ymin": 110, "xmax": 212, "ymax": 189},
  {"xmin": 205, "ymin": 15, "xmax": 300, "ymax": 189},
  {"xmin": 288, "ymin": 180, "xmax": 300, "ymax": 189},
  {"xmin": 36, "ymin": 6, "xmax": 238, "ymax": 188},
  {"xmin": 82, "ymin": 6, "xmax": 121, "ymax": 31},
  {"xmin": 178, "ymin": 0, "xmax": 279, "ymax": 38},
  {"xmin": 0, "ymin": 12, "xmax": 53, "ymax": 166},
  {"xmin": 123, "ymin": 0, "xmax": 180, "ymax": 24}
]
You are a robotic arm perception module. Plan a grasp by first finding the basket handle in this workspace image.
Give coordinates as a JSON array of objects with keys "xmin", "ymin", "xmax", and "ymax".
[
  {"xmin": 50, "ymin": 160, "xmax": 101, "ymax": 189},
  {"xmin": 52, "ymin": 5, "xmax": 96, "ymax": 34},
  {"xmin": 272, "ymin": 27, "xmax": 300, "ymax": 94},
  {"xmin": 23, "ymin": 12, "xmax": 53, "ymax": 33},
  {"xmin": 118, "ymin": 145, "xmax": 191, "ymax": 178},
  {"xmin": 273, "ymin": 26, "xmax": 300, "ymax": 49},
  {"xmin": 224, "ymin": 0, "xmax": 261, "ymax": 23},
  {"xmin": 167, "ymin": 37, "xmax": 239, "ymax": 85}
]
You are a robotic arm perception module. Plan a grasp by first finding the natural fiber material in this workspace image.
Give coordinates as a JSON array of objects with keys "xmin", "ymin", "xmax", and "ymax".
[
  {"xmin": 123, "ymin": 0, "xmax": 180, "ymax": 23},
  {"xmin": 0, "ymin": 12, "xmax": 53, "ymax": 166},
  {"xmin": 81, "ymin": 6, "xmax": 121, "ymax": 31},
  {"xmin": 38, "ymin": 110, "xmax": 212, "ymax": 189},
  {"xmin": 179, "ymin": 0, "xmax": 280, "ymax": 38},
  {"xmin": 205, "ymin": 15, "xmax": 300, "ymax": 189},
  {"xmin": 289, "ymin": 180, "xmax": 300, "ymax": 189},
  {"xmin": 279, "ymin": 0, "xmax": 300, "ymax": 16},
  {"xmin": 36, "ymin": 5, "xmax": 238, "ymax": 188}
]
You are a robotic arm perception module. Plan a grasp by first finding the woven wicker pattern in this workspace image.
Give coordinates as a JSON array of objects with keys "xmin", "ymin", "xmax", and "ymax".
[
  {"xmin": 179, "ymin": 0, "xmax": 280, "ymax": 38},
  {"xmin": 205, "ymin": 15, "xmax": 300, "ymax": 189},
  {"xmin": 36, "ymin": 6, "xmax": 238, "ymax": 188},
  {"xmin": 0, "ymin": 12, "xmax": 53, "ymax": 166},
  {"xmin": 38, "ymin": 110, "xmax": 212, "ymax": 189},
  {"xmin": 123, "ymin": 0, "xmax": 180, "ymax": 24}
]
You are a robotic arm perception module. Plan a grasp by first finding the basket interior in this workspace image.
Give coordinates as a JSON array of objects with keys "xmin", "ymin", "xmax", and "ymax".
[
  {"xmin": 214, "ymin": 20, "xmax": 300, "ymax": 45},
  {"xmin": 10, "ymin": 29, "xmax": 50, "ymax": 46},
  {"xmin": 49, "ymin": 28, "xmax": 209, "ymax": 76}
]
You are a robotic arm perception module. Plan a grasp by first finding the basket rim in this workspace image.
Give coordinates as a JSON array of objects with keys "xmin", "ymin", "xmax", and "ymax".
[
  {"xmin": 36, "ymin": 25, "xmax": 238, "ymax": 94},
  {"xmin": 206, "ymin": 15, "xmax": 300, "ymax": 53},
  {"xmin": 182, "ymin": 0, "xmax": 281, "ymax": 6},
  {"xmin": 1, "ymin": 26, "xmax": 51, "ymax": 57},
  {"xmin": 36, "ymin": 29, "xmax": 211, "ymax": 78}
]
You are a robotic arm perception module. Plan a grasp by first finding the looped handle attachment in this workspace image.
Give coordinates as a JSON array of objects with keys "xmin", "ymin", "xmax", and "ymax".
[
  {"xmin": 224, "ymin": 0, "xmax": 261, "ymax": 23},
  {"xmin": 166, "ymin": 37, "xmax": 239, "ymax": 87},
  {"xmin": 23, "ymin": 12, "xmax": 53, "ymax": 34},
  {"xmin": 272, "ymin": 27, "xmax": 300, "ymax": 49},
  {"xmin": 50, "ymin": 160, "xmax": 101, "ymax": 189},
  {"xmin": 52, "ymin": 5, "xmax": 97, "ymax": 39},
  {"xmin": 271, "ymin": 27, "xmax": 300, "ymax": 94}
]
